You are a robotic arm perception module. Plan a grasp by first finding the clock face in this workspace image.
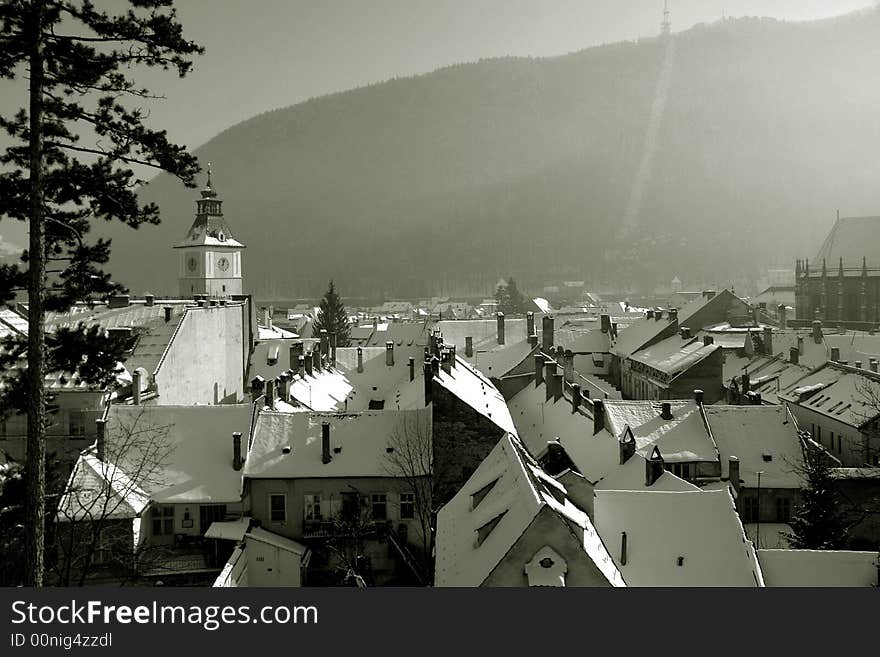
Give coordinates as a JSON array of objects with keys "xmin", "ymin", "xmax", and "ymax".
[
  {"xmin": 187, "ymin": 256, "xmax": 198, "ymax": 272},
  {"xmin": 217, "ymin": 256, "xmax": 230, "ymax": 272}
]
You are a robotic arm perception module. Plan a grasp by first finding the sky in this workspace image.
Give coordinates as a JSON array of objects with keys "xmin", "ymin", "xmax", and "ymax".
[{"xmin": 0, "ymin": 0, "xmax": 874, "ymax": 249}]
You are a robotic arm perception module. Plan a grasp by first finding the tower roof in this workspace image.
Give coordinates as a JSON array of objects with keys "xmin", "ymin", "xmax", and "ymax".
[
  {"xmin": 174, "ymin": 172, "xmax": 245, "ymax": 249},
  {"xmin": 814, "ymin": 216, "xmax": 880, "ymax": 269}
]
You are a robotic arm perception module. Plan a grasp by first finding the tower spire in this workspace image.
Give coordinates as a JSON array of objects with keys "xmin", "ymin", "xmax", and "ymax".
[{"xmin": 661, "ymin": 1, "xmax": 671, "ymax": 37}]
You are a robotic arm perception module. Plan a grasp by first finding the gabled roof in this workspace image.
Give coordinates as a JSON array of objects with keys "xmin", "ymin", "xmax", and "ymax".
[
  {"xmin": 629, "ymin": 334, "xmax": 719, "ymax": 380},
  {"xmin": 705, "ymin": 405, "xmax": 804, "ymax": 489},
  {"xmin": 593, "ymin": 489, "xmax": 763, "ymax": 586},
  {"xmin": 595, "ymin": 453, "xmax": 700, "ymax": 492},
  {"xmin": 814, "ymin": 216, "xmax": 880, "ymax": 268},
  {"xmin": 471, "ymin": 340, "xmax": 536, "ymax": 379},
  {"xmin": 434, "ymin": 433, "xmax": 624, "ymax": 587},
  {"xmin": 244, "ymin": 409, "xmax": 431, "ymax": 479},
  {"xmin": 780, "ymin": 361, "xmax": 880, "ymax": 429}
]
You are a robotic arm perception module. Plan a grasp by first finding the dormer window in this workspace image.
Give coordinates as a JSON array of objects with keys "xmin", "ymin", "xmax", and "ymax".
[
  {"xmin": 475, "ymin": 511, "xmax": 506, "ymax": 547},
  {"xmin": 470, "ymin": 479, "xmax": 498, "ymax": 510}
]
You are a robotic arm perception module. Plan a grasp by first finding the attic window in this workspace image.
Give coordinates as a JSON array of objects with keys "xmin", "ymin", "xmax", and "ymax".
[
  {"xmin": 835, "ymin": 404, "xmax": 852, "ymax": 416},
  {"xmin": 475, "ymin": 511, "xmax": 507, "ymax": 547},
  {"xmin": 470, "ymin": 479, "xmax": 498, "ymax": 510},
  {"xmin": 219, "ymin": 233, "xmax": 225, "ymax": 241}
]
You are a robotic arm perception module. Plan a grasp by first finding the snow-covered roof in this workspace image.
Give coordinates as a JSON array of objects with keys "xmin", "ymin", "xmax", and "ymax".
[
  {"xmin": 471, "ymin": 340, "xmax": 535, "ymax": 379},
  {"xmin": 205, "ymin": 517, "xmax": 252, "ymax": 541},
  {"xmin": 705, "ymin": 405, "xmax": 804, "ymax": 489},
  {"xmin": 593, "ymin": 489, "xmax": 763, "ymax": 586},
  {"xmin": 604, "ymin": 400, "xmax": 716, "ymax": 462},
  {"xmin": 434, "ymin": 433, "xmax": 624, "ymax": 587},
  {"xmin": 629, "ymin": 334, "xmax": 719, "ymax": 380},
  {"xmin": 246, "ymin": 527, "xmax": 308, "ymax": 555},
  {"xmin": 244, "ymin": 409, "xmax": 431, "ymax": 479},
  {"xmin": 57, "ymin": 452, "xmax": 150, "ymax": 522},
  {"xmin": 780, "ymin": 361, "xmax": 880, "ymax": 428},
  {"xmin": 595, "ymin": 453, "xmax": 700, "ymax": 492},
  {"xmin": 257, "ymin": 325, "xmax": 298, "ymax": 340},
  {"xmin": 758, "ymin": 549, "xmax": 878, "ymax": 587}
]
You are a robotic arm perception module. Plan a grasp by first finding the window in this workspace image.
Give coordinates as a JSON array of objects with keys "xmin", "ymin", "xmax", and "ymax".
[
  {"xmin": 744, "ymin": 497, "xmax": 759, "ymax": 523},
  {"xmin": 399, "ymin": 493, "xmax": 415, "ymax": 520},
  {"xmin": 371, "ymin": 493, "xmax": 387, "ymax": 520},
  {"xmin": 151, "ymin": 505, "xmax": 174, "ymax": 536},
  {"xmin": 68, "ymin": 411, "xmax": 87, "ymax": 438},
  {"xmin": 471, "ymin": 479, "xmax": 498, "ymax": 510},
  {"xmin": 304, "ymin": 494, "xmax": 322, "ymax": 522},
  {"xmin": 0, "ymin": 419, "xmax": 6, "ymax": 440},
  {"xmin": 776, "ymin": 497, "xmax": 791, "ymax": 523},
  {"xmin": 475, "ymin": 512, "xmax": 507, "ymax": 547},
  {"xmin": 269, "ymin": 494, "xmax": 287, "ymax": 524},
  {"xmin": 341, "ymin": 492, "xmax": 360, "ymax": 521}
]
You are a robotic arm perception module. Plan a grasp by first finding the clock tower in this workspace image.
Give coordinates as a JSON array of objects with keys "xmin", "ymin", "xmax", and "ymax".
[{"xmin": 174, "ymin": 168, "xmax": 245, "ymax": 298}]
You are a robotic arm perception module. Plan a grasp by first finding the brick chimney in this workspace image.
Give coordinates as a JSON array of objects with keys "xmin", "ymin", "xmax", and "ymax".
[
  {"xmin": 290, "ymin": 343, "xmax": 304, "ymax": 375},
  {"xmin": 694, "ymin": 389, "xmax": 704, "ymax": 405},
  {"xmin": 728, "ymin": 455, "xmax": 740, "ymax": 495},
  {"xmin": 571, "ymin": 383, "xmax": 582, "ymax": 413},
  {"xmin": 496, "ymin": 312, "xmax": 505, "ymax": 345},
  {"xmin": 144, "ymin": 294, "xmax": 154, "ymax": 307},
  {"xmin": 544, "ymin": 360, "xmax": 558, "ymax": 400},
  {"xmin": 313, "ymin": 347, "xmax": 322, "ymax": 372},
  {"xmin": 250, "ymin": 376, "xmax": 265, "ymax": 403},
  {"xmin": 320, "ymin": 329, "xmax": 329, "ymax": 356},
  {"xmin": 321, "ymin": 422, "xmax": 332, "ymax": 464},
  {"xmin": 330, "ymin": 332, "xmax": 337, "ymax": 367},
  {"xmin": 423, "ymin": 361, "xmax": 433, "ymax": 406},
  {"xmin": 646, "ymin": 310, "xmax": 655, "ymax": 320},
  {"xmin": 619, "ymin": 431, "xmax": 635, "ymax": 465},
  {"xmin": 386, "ymin": 341, "xmax": 395, "ymax": 366},
  {"xmin": 528, "ymin": 333, "xmax": 538, "ymax": 347},
  {"xmin": 304, "ymin": 353, "xmax": 313, "ymax": 377},
  {"xmin": 132, "ymin": 369, "xmax": 142, "ymax": 405},
  {"xmin": 265, "ymin": 379, "xmax": 275, "ymax": 409},
  {"xmin": 593, "ymin": 399, "xmax": 605, "ymax": 435},
  {"xmin": 855, "ymin": 361, "xmax": 863, "ymax": 369},
  {"xmin": 870, "ymin": 358, "xmax": 879, "ymax": 373},
  {"xmin": 600, "ymin": 314, "xmax": 611, "ymax": 334},
  {"xmin": 356, "ymin": 346, "xmax": 364, "ymax": 373},
  {"xmin": 740, "ymin": 373, "xmax": 750, "ymax": 396},
  {"xmin": 278, "ymin": 373, "xmax": 289, "ymax": 403},
  {"xmin": 551, "ymin": 373, "xmax": 564, "ymax": 402},
  {"xmin": 703, "ymin": 335, "xmax": 714, "ymax": 346},
  {"xmin": 526, "ymin": 311, "xmax": 535, "ymax": 338},
  {"xmin": 95, "ymin": 418, "xmax": 106, "ymax": 462},
  {"xmin": 812, "ymin": 320, "xmax": 823, "ymax": 344},
  {"xmin": 797, "ymin": 335, "xmax": 804, "ymax": 355},
  {"xmin": 534, "ymin": 353, "xmax": 545, "ymax": 388},
  {"xmin": 465, "ymin": 336, "xmax": 473, "ymax": 358},
  {"xmin": 263, "ymin": 307, "xmax": 272, "ymax": 330},
  {"xmin": 831, "ymin": 347, "xmax": 840, "ymax": 362},
  {"xmin": 431, "ymin": 355, "xmax": 441, "ymax": 378},
  {"xmin": 542, "ymin": 315, "xmax": 554, "ymax": 351},
  {"xmin": 763, "ymin": 326, "xmax": 773, "ymax": 356},
  {"xmin": 778, "ymin": 304, "xmax": 787, "ymax": 329},
  {"xmin": 233, "ymin": 432, "xmax": 243, "ymax": 471},
  {"xmin": 668, "ymin": 308, "xmax": 678, "ymax": 324},
  {"xmin": 645, "ymin": 446, "xmax": 664, "ymax": 486},
  {"xmin": 108, "ymin": 294, "xmax": 130, "ymax": 309},
  {"xmin": 563, "ymin": 349, "xmax": 574, "ymax": 383},
  {"xmin": 660, "ymin": 402, "xmax": 673, "ymax": 420},
  {"xmin": 164, "ymin": 306, "xmax": 173, "ymax": 322},
  {"xmin": 680, "ymin": 327, "xmax": 692, "ymax": 340},
  {"xmin": 703, "ymin": 290, "xmax": 716, "ymax": 300},
  {"xmin": 790, "ymin": 346, "xmax": 799, "ymax": 365},
  {"xmin": 654, "ymin": 309, "xmax": 663, "ymax": 321}
]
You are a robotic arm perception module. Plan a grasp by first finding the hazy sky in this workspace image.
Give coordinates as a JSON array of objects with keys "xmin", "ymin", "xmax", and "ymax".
[{"xmin": 116, "ymin": 0, "xmax": 874, "ymax": 150}]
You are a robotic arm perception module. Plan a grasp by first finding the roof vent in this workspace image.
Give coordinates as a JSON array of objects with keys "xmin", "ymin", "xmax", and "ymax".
[
  {"xmin": 282, "ymin": 446, "xmax": 291, "ymax": 455},
  {"xmin": 762, "ymin": 452, "xmax": 772, "ymax": 462},
  {"xmin": 333, "ymin": 446, "xmax": 342, "ymax": 454}
]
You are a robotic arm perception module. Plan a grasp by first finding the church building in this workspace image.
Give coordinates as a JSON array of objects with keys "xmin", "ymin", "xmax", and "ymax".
[
  {"xmin": 795, "ymin": 215, "xmax": 880, "ymax": 328},
  {"xmin": 175, "ymin": 170, "xmax": 245, "ymax": 298}
]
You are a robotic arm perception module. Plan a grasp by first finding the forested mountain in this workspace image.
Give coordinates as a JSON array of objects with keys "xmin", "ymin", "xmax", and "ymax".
[{"xmin": 105, "ymin": 9, "xmax": 880, "ymax": 299}]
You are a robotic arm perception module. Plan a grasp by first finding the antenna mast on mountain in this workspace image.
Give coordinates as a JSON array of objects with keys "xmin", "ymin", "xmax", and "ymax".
[{"xmin": 661, "ymin": 1, "xmax": 672, "ymax": 37}]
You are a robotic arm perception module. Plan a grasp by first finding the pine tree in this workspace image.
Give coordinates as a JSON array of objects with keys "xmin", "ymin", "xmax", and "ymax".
[
  {"xmin": 0, "ymin": 0, "xmax": 203, "ymax": 585},
  {"xmin": 786, "ymin": 444, "xmax": 848, "ymax": 550},
  {"xmin": 494, "ymin": 276, "xmax": 526, "ymax": 315},
  {"xmin": 312, "ymin": 280, "xmax": 351, "ymax": 347}
]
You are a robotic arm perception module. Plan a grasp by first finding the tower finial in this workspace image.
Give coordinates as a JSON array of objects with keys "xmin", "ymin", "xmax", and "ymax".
[{"xmin": 206, "ymin": 161, "xmax": 213, "ymax": 189}]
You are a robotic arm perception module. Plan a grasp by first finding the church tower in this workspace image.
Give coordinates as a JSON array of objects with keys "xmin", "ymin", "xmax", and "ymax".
[{"xmin": 174, "ymin": 167, "xmax": 245, "ymax": 298}]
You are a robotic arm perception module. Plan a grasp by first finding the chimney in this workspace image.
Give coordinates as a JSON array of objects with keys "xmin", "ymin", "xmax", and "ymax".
[
  {"xmin": 611, "ymin": 322, "xmax": 619, "ymax": 338},
  {"xmin": 265, "ymin": 379, "xmax": 275, "ymax": 409},
  {"xmin": 313, "ymin": 347, "xmax": 322, "ymax": 373},
  {"xmin": 544, "ymin": 360, "xmax": 557, "ymax": 400},
  {"xmin": 620, "ymin": 532, "xmax": 628, "ymax": 567},
  {"xmin": 441, "ymin": 350, "xmax": 452, "ymax": 374},
  {"xmin": 741, "ymin": 373, "xmax": 750, "ymax": 396},
  {"xmin": 660, "ymin": 402, "xmax": 673, "ymax": 420},
  {"xmin": 797, "ymin": 335, "xmax": 804, "ymax": 355},
  {"xmin": 703, "ymin": 335, "xmax": 714, "ymax": 346},
  {"xmin": 831, "ymin": 347, "xmax": 840, "ymax": 362},
  {"xmin": 321, "ymin": 422, "xmax": 332, "ymax": 464},
  {"xmin": 668, "ymin": 308, "xmax": 678, "ymax": 324},
  {"xmin": 571, "ymin": 384, "xmax": 582, "ymax": 413},
  {"xmin": 356, "ymin": 346, "xmax": 364, "ymax": 373},
  {"xmin": 534, "ymin": 353, "xmax": 545, "ymax": 387},
  {"xmin": 278, "ymin": 373, "xmax": 289, "ymax": 403},
  {"xmin": 144, "ymin": 294, "xmax": 154, "ymax": 307},
  {"xmin": 431, "ymin": 355, "xmax": 441, "ymax": 378},
  {"xmin": 563, "ymin": 349, "xmax": 574, "ymax": 383},
  {"xmin": 409, "ymin": 357, "xmax": 415, "ymax": 382},
  {"xmin": 728, "ymin": 456, "xmax": 741, "ymax": 495},
  {"xmin": 423, "ymin": 361, "xmax": 433, "ymax": 405},
  {"xmin": 290, "ymin": 343, "xmax": 304, "ymax": 375},
  {"xmin": 778, "ymin": 304, "xmax": 787, "ymax": 329},
  {"xmin": 600, "ymin": 313, "xmax": 611, "ymax": 334},
  {"xmin": 163, "ymin": 306, "xmax": 173, "ymax": 322},
  {"xmin": 703, "ymin": 290, "xmax": 716, "ymax": 300},
  {"xmin": 593, "ymin": 399, "xmax": 605, "ymax": 435},
  {"xmin": 812, "ymin": 320, "xmax": 823, "ymax": 344},
  {"xmin": 197, "ymin": 299, "xmax": 206, "ymax": 308},
  {"xmin": 263, "ymin": 307, "xmax": 272, "ymax": 330},
  {"xmin": 619, "ymin": 432, "xmax": 635, "ymax": 465},
  {"xmin": 551, "ymin": 373, "xmax": 564, "ymax": 402},
  {"xmin": 646, "ymin": 310, "xmax": 655, "ymax": 320},
  {"xmin": 108, "ymin": 294, "xmax": 130, "ymax": 309},
  {"xmin": 694, "ymin": 389, "xmax": 704, "ymax": 405},
  {"xmin": 855, "ymin": 361, "xmax": 863, "ymax": 369},
  {"xmin": 250, "ymin": 376, "xmax": 265, "ymax": 402},
  {"xmin": 95, "ymin": 418, "xmax": 106, "ymax": 462},
  {"xmin": 233, "ymin": 432, "xmax": 243, "ymax": 471},
  {"xmin": 526, "ymin": 311, "xmax": 535, "ymax": 337},
  {"xmin": 496, "ymin": 312, "xmax": 505, "ymax": 345},
  {"xmin": 870, "ymin": 358, "xmax": 878, "ymax": 373},
  {"xmin": 763, "ymin": 326, "xmax": 773, "ymax": 356},
  {"xmin": 132, "ymin": 369, "xmax": 142, "ymax": 405},
  {"xmin": 645, "ymin": 446, "xmax": 664, "ymax": 486},
  {"xmin": 304, "ymin": 352, "xmax": 314, "ymax": 376},
  {"xmin": 545, "ymin": 441, "xmax": 567, "ymax": 475},
  {"xmin": 790, "ymin": 346, "xmax": 799, "ymax": 365},
  {"xmin": 542, "ymin": 315, "xmax": 555, "ymax": 351},
  {"xmin": 465, "ymin": 336, "xmax": 474, "ymax": 358},
  {"xmin": 386, "ymin": 341, "xmax": 395, "ymax": 366},
  {"xmin": 372, "ymin": 316, "xmax": 378, "ymax": 331},
  {"xmin": 330, "ymin": 332, "xmax": 337, "ymax": 367},
  {"xmin": 654, "ymin": 309, "xmax": 663, "ymax": 321}
]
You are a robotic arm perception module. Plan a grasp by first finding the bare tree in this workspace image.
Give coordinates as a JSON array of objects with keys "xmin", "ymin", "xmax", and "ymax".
[
  {"xmin": 53, "ymin": 408, "xmax": 174, "ymax": 586},
  {"xmin": 384, "ymin": 410, "xmax": 435, "ymax": 583}
]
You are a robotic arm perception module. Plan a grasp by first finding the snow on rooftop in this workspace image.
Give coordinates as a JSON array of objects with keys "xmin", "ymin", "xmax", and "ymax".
[
  {"xmin": 781, "ymin": 362, "xmax": 880, "ymax": 428},
  {"xmin": 205, "ymin": 517, "xmax": 252, "ymax": 541},
  {"xmin": 758, "ymin": 549, "xmax": 878, "ymax": 587},
  {"xmin": 595, "ymin": 453, "xmax": 700, "ymax": 492},
  {"xmin": 593, "ymin": 489, "xmax": 762, "ymax": 587},
  {"xmin": 246, "ymin": 527, "xmax": 308, "ymax": 555}
]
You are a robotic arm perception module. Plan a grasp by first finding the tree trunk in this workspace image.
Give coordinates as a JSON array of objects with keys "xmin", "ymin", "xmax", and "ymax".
[{"xmin": 24, "ymin": 0, "xmax": 46, "ymax": 587}]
